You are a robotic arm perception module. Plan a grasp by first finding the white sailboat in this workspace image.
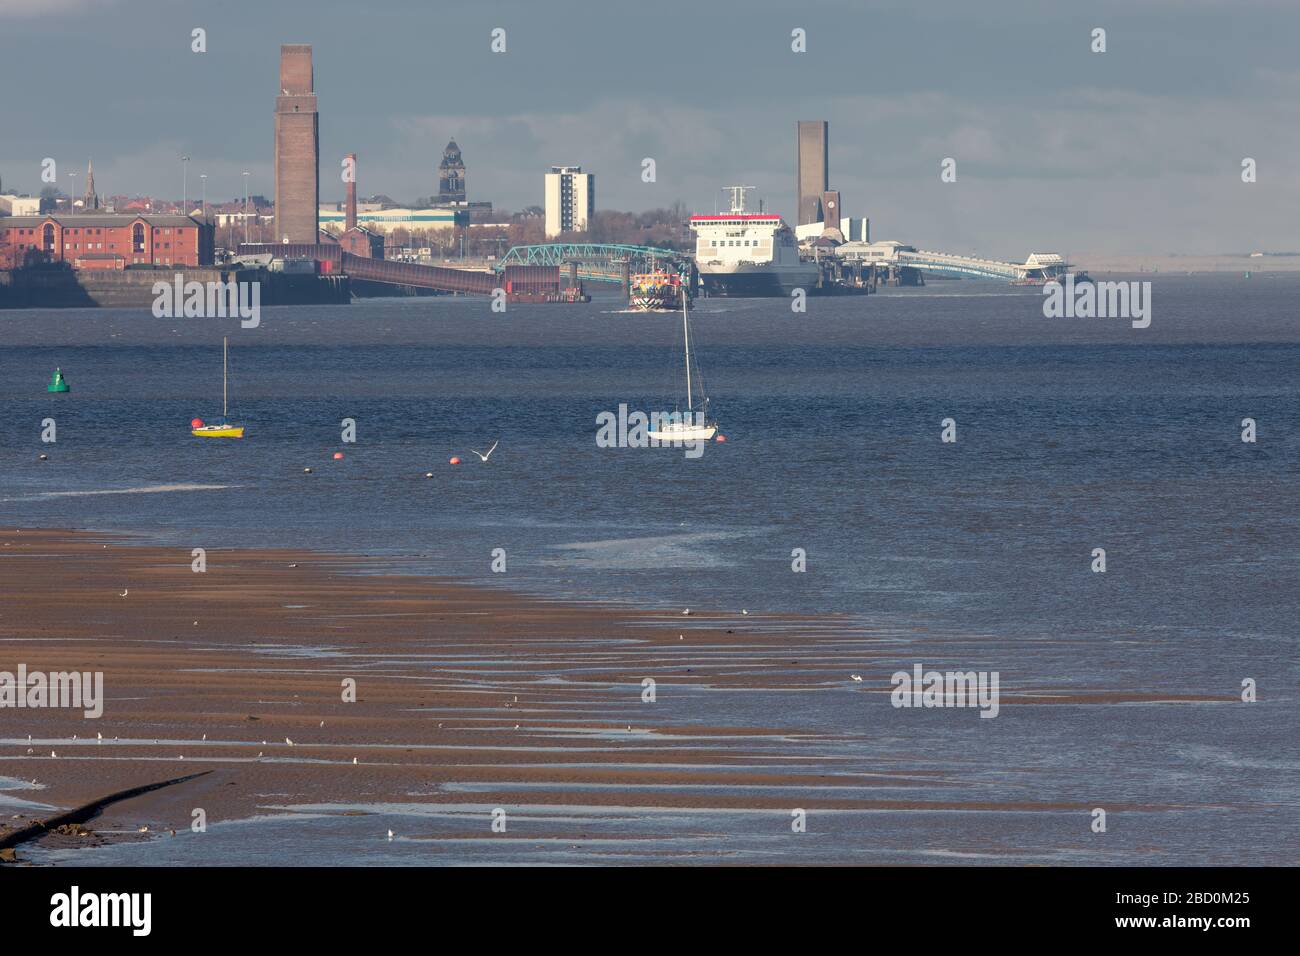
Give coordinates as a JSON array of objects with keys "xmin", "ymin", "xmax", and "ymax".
[{"xmin": 648, "ymin": 286, "xmax": 718, "ymax": 443}]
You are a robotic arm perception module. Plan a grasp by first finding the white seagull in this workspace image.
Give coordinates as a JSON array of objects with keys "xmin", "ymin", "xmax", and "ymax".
[
  {"xmin": 387, "ymin": 829, "xmax": 394, "ymax": 841},
  {"xmin": 850, "ymin": 674, "xmax": 863, "ymax": 682},
  {"xmin": 470, "ymin": 440, "xmax": 499, "ymax": 462},
  {"xmin": 285, "ymin": 737, "xmax": 294, "ymax": 746},
  {"xmin": 119, "ymin": 589, "xmax": 129, "ymax": 597}
]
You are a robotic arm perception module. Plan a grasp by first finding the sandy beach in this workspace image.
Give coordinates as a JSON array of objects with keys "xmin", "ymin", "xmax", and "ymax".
[{"xmin": 1, "ymin": 527, "xmax": 1251, "ymax": 865}]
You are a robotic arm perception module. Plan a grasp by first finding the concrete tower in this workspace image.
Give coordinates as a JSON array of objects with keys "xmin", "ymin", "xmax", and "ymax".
[
  {"xmin": 274, "ymin": 44, "xmax": 319, "ymax": 243},
  {"xmin": 796, "ymin": 120, "xmax": 828, "ymax": 226}
]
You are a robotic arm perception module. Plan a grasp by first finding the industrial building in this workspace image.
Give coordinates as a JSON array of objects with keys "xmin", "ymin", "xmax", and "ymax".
[
  {"xmin": 544, "ymin": 166, "xmax": 594, "ymax": 238},
  {"xmin": 318, "ymin": 206, "xmax": 464, "ymax": 235},
  {"xmin": 0, "ymin": 194, "xmax": 40, "ymax": 216}
]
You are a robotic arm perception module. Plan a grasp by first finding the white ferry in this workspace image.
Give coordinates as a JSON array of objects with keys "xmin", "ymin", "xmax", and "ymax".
[{"xmin": 690, "ymin": 186, "xmax": 818, "ymax": 297}]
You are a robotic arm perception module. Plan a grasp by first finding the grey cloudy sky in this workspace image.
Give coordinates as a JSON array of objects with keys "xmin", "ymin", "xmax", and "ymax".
[{"xmin": 1, "ymin": 0, "xmax": 1297, "ymax": 257}]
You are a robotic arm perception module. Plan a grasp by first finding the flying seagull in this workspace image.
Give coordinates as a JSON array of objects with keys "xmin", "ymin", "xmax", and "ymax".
[
  {"xmin": 470, "ymin": 440, "xmax": 499, "ymax": 462},
  {"xmin": 850, "ymin": 674, "xmax": 863, "ymax": 682}
]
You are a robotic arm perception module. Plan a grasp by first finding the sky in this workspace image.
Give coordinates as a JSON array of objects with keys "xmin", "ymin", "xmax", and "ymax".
[{"xmin": 1, "ymin": 0, "xmax": 1298, "ymax": 258}]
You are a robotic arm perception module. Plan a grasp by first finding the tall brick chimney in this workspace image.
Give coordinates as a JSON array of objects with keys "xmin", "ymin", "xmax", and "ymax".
[
  {"xmin": 345, "ymin": 153, "xmax": 357, "ymax": 232},
  {"xmin": 274, "ymin": 44, "xmax": 320, "ymax": 243}
]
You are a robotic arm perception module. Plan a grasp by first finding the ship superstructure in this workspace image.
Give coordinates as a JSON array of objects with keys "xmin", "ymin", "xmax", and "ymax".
[{"xmin": 689, "ymin": 186, "xmax": 818, "ymax": 297}]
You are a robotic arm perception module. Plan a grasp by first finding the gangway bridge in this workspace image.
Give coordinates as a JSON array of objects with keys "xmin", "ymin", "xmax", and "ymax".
[
  {"xmin": 835, "ymin": 241, "xmax": 1070, "ymax": 282},
  {"xmin": 494, "ymin": 242, "xmax": 1069, "ymax": 284},
  {"xmin": 495, "ymin": 243, "xmax": 689, "ymax": 283},
  {"xmin": 237, "ymin": 242, "xmax": 578, "ymax": 299}
]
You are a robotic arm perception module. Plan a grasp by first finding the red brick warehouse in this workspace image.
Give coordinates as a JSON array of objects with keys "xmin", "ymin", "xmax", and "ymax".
[{"xmin": 0, "ymin": 214, "xmax": 215, "ymax": 270}]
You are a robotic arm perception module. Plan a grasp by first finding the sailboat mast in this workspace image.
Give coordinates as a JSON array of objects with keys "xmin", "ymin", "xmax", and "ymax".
[
  {"xmin": 223, "ymin": 336, "xmax": 228, "ymax": 418},
  {"xmin": 682, "ymin": 285, "xmax": 692, "ymax": 413}
]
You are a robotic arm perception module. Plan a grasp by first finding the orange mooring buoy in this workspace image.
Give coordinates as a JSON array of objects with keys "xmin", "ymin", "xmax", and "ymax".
[
  {"xmin": 715, "ymin": 434, "xmax": 727, "ymax": 442},
  {"xmin": 449, "ymin": 456, "xmax": 461, "ymax": 465},
  {"xmin": 333, "ymin": 452, "xmax": 344, "ymax": 460}
]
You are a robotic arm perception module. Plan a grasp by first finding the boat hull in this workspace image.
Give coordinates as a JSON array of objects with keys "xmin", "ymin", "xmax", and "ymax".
[
  {"xmin": 192, "ymin": 425, "xmax": 245, "ymax": 438},
  {"xmin": 647, "ymin": 424, "xmax": 718, "ymax": 443},
  {"xmin": 698, "ymin": 265, "xmax": 819, "ymax": 298}
]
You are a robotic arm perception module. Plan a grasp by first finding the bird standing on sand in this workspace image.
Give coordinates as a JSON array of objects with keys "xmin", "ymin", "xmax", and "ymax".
[
  {"xmin": 285, "ymin": 737, "xmax": 294, "ymax": 746},
  {"xmin": 120, "ymin": 589, "xmax": 128, "ymax": 597},
  {"xmin": 470, "ymin": 440, "xmax": 499, "ymax": 462}
]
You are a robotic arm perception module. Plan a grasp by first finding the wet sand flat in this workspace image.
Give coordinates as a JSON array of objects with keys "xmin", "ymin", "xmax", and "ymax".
[{"xmin": 0, "ymin": 528, "xmax": 1273, "ymax": 865}]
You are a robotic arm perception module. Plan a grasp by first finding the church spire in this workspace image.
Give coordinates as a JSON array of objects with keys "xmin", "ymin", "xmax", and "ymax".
[{"xmin": 83, "ymin": 159, "xmax": 98, "ymax": 210}]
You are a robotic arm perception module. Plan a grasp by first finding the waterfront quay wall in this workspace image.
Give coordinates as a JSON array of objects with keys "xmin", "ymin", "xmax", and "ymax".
[{"xmin": 0, "ymin": 266, "xmax": 349, "ymax": 309}]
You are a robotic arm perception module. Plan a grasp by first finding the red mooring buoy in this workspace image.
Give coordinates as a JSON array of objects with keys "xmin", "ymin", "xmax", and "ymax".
[
  {"xmin": 449, "ymin": 456, "xmax": 461, "ymax": 465},
  {"xmin": 333, "ymin": 452, "xmax": 344, "ymax": 460},
  {"xmin": 191, "ymin": 418, "xmax": 204, "ymax": 428},
  {"xmin": 715, "ymin": 434, "xmax": 727, "ymax": 442}
]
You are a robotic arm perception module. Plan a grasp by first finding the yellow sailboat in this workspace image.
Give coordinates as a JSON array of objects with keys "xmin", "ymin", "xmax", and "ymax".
[{"xmin": 192, "ymin": 336, "xmax": 246, "ymax": 438}]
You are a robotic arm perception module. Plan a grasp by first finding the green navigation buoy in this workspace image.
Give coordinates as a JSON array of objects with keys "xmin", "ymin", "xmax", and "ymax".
[{"xmin": 48, "ymin": 368, "xmax": 70, "ymax": 393}]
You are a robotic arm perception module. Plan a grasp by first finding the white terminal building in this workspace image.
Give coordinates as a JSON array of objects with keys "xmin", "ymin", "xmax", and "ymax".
[
  {"xmin": 544, "ymin": 166, "xmax": 594, "ymax": 238},
  {"xmin": 0, "ymin": 194, "xmax": 41, "ymax": 216}
]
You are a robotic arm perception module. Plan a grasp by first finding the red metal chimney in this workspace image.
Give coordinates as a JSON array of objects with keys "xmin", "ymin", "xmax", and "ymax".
[{"xmin": 345, "ymin": 153, "xmax": 357, "ymax": 232}]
